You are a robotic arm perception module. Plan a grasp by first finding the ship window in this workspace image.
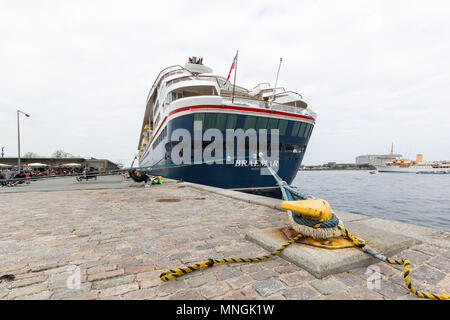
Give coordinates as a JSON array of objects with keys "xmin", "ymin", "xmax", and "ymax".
[
  {"xmin": 286, "ymin": 144, "xmax": 303, "ymax": 153},
  {"xmin": 194, "ymin": 113, "xmax": 205, "ymax": 126},
  {"xmin": 152, "ymin": 126, "xmax": 168, "ymax": 150},
  {"xmin": 302, "ymin": 124, "xmax": 311, "ymax": 138},
  {"xmin": 168, "ymin": 86, "xmax": 218, "ymax": 104},
  {"xmin": 193, "ymin": 113, "xmax": 238, "ymax": 131},
  {"xmin": 264, "ymin": 141, "xmax": 283, "ymax": 156},
  {"xmin": 291, "ymin": 122, "xmax": 300, "ymax": 136},
  {"xmin": 216, "ymin": 113, "xmax": 227, "ymax": 131},
  {"xmin": 226, "ymin": 114, "xmax": 237, "ymax": 130},
  {"xmin": 243, "ymin": 116, "xmax": 257, "ymax": 130},
  {"xmin": 305, "ymin": 124, "xmax": 312, "ymax": 137},
  {"xmin": 193, "ymin": 113, "xmax": 292, "ymax": 134},
  {"xmin": 166, "ymin": 91, "xmax": 184, "ymax": 105},
  {"xmin": 267, "ymin": 118, "xmax": 279, "ymax": 131},
  {"xmin": 204, "ymin": 113, "xmax": 217, "ymax": 130},
  {"xmin": 297, "ymin": 122, "xmax": 307, "ymax": 137},
  {"xmin": 305, "ymin": 124, "xmax": 314, "ymax": 139},
  {"xmin": 256, "ymin": 117, "xmax": 269, "ymax": 130},
  {"xmin": 278, "ymin": 120, "xmax": 288, "ymax": 135}
]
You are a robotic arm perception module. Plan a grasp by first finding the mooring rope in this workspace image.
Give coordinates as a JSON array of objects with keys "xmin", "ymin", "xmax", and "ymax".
[
  {"xmin": 160, "ymin": 234, "xmax": 304, "ymax": 281},
  {"xmin": 336, "ymin": 224, "xmax": 450, "ymax": 300},
  {"xmin": 159, "ymin": 155, "xmax": 450, "ymax": 300}
]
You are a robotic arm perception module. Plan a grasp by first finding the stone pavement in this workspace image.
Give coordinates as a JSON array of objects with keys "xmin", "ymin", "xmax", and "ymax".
[{"xmin": 0, "ymin": 177, "xmax": 449, "ymax": 300}]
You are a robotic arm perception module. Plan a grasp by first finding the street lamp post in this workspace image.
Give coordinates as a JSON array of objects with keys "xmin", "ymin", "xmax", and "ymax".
[{"xmin": 17, "ymin": 109, "xmax": 30, "ymax": 171}]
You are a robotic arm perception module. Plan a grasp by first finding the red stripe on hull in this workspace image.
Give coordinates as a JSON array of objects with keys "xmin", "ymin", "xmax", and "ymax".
[
  {"xmin": 141, "ymin": 104, "xmax": 315, "ymax": 159},
  {"xmin": 168, "ymin": 104, "xmax": 315, "ymax": 122}
]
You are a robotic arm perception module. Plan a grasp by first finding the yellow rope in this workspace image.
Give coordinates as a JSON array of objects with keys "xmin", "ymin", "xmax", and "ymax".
[
  {"xmin": 160, "ymin": 223, "xmax": 449, "ymax": 300},
  {"xmin": 336, "ymin": 225, "xmax": 450, "ymax": 300},
  {"xmin": 159, "ymin": 234, "xmax": 303, "ymax": 281}
]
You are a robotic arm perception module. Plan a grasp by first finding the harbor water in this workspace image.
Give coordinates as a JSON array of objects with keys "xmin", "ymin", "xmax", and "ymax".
[{"xmin": 292, "ymin": 170, "xmax": 450, "ymax": 232}]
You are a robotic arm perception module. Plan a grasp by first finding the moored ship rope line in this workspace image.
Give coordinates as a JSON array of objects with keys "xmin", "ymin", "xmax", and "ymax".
[
  {"xmin": 159, "ymin": 155, "xmax": 450, "ymax": 300},
  {"xmin": 159, "ymin": 234, "xmax": 304, "ymax": 281}
]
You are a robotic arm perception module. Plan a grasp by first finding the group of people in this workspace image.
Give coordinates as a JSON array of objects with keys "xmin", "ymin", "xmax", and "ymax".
[
  {"xmin": 0, "ymin": 166, "xmax": 107, "ymax": 187},
  {"xmin": 0, "ymin": 170, "xmax": 31, "ymax": 187},
  {"xmin": 1, "ymin": 166, "xmax": 163, "ymax": 188}
]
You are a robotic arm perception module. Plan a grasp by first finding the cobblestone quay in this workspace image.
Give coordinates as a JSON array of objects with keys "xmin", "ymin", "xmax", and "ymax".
[{"xmin": 0, "ymin": 176, "xmax": 449, "ymax": 300}]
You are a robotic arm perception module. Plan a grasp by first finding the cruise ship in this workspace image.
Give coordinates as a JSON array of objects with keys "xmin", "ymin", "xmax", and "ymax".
[{"xmin": 136, "ymin": 57, "xmax": 316, "ymax": 189}]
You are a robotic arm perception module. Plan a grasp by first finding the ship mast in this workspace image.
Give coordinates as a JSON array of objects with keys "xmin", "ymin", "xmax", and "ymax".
[
  {"xmin": 270, "ymin": 57, "xmax": 283, "ymax": 108},
  {"xmin": 390, "ymin": 142, "xmax": 393, "ymax": 162}
]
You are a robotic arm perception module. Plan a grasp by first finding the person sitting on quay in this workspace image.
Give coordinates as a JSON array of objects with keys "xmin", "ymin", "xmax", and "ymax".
[
  {"xmin": 129, "ymin": 169, "xmax": 151, "ymax": 187},
  {"xmin": 4, "ymin": 171, "xmax": 27, "ymax": 187}
]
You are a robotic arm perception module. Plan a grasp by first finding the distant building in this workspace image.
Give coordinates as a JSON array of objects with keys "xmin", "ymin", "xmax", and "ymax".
[
  {"xmin": 355, "ymin": 154, "xmax": 402, "ymax": 166},
  {"xmin": 336, "ymin": 163, "xmax": 357, "ymax": 168}
]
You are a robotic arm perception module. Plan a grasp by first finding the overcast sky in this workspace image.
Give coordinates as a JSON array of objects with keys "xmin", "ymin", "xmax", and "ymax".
[{"xmin": 1, "ymin": 0, "xmax": 449, "ymax": 166}]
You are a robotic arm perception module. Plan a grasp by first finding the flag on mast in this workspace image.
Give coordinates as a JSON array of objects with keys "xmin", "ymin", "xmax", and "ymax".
[{"xmin": 226, "ymin": 51, "xmax": 238, "ymax": 83}]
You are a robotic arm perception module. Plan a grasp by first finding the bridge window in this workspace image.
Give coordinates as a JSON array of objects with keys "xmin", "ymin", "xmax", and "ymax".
[
  {"xmin": 152, "ymin": 126, "xmax": 167, "ymax": 150},
  {"xmin": 255, "ymin": 117, "xmax": 269, "ymax": 130},
  {"xmin": 216, "ymin": 113, "xmax": 227, "ymax": 131},
  {"xmin": 204, "ymin": 113, "xmax": 217, "ymax": 130},
  {"xmin": 226, "ymin": 114, "xmax": 237, "ymax": 130},
  {"xmin": 194, "ymin": 113, "xmax": 239, "ymax": 131},
  {"xmin": 291, "ymin": 122, "xmax": 313, "ymax": 138},
  {"xmin": 267, "ymin": 118, "xmax": 279, "ymax": 131},
  {"xmin": 278, "ymin": 120, "xmax": 288, "ymax": 135},
  {"xmin": 298, "ymin": 122, "xmax": 308, "ymax": 137},
  {"xmin": 306, "ymin": 125, "xmax": 314, "ymax": 138},
  {"xmin": 285, "ymin": 144, "xmax": 305, "ymax": 153},
  {"xmin": 243, "ymin": 116, "xmax": 257, "ymax": 130},
  {"xmin": 291, "ymin": 122, "xmax": 300, "ymax": 136}
]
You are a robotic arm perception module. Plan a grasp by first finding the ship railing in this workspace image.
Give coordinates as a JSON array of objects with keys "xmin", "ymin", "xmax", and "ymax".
[
  {"xmin": 164, "ymin": 75, "xmax": 222, "ymax": 89},
  {"xmin": 220, "ymin": 94, "xmax": 315, "ymax": 119},
  {"xmin": 146, "ymin": 65, "xmax": 195, "ymax": 103},
  {"xmin": 163, "ymin": 74, "xmax": 250, "ymax": 96}
]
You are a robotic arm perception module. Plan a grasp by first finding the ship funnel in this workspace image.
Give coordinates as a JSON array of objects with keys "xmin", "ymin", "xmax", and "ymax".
[{"xmin": 416, "ymin": 154, "xmax": 423, "ymax": 163}]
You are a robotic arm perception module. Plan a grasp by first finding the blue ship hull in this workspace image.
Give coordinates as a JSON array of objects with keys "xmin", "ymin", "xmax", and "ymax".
[{"xmin": 140, "ymin": 111, "xmax": 313, "ymax": 190}]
